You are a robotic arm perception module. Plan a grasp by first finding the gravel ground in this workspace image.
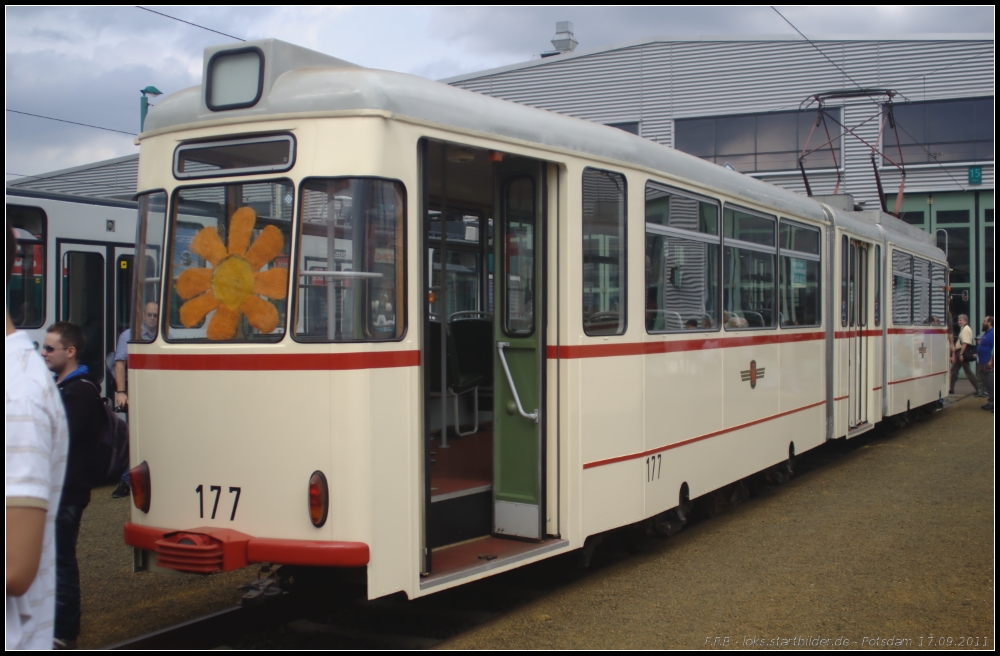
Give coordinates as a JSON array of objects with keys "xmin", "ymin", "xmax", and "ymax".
[
  {"xmin": 75, "ymin": 491, "xmax": 259, "ymax": 649},
  {"xmin": 443, "ymin": 393, "xmax": 994, "ymax": 650}
]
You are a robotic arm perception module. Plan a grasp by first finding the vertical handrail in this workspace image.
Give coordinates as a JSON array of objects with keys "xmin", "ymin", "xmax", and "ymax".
[{"xmin": 497, "ymin": 342, "xmax": 538, "ymax": 423}]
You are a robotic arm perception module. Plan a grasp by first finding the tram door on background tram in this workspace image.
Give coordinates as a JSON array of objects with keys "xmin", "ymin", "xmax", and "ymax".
[
  {"xmin": 847, "ymin": 240, "xmax": 869, "ymax": 429},
  {"xmin": 59, "ymin": 243, "xmax": 106, "ymax": 386}
]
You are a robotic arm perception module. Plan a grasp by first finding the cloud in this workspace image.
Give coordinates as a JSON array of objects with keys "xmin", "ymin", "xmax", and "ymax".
[{"xmin": 5, "ymin": 6, "xmax": 993, "ymax": 180}]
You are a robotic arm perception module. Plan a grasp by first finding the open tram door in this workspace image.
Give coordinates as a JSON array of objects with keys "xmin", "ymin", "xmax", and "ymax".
[
  {"xmin": 57, "ymin": 241, "xmax": 109, "ymax": 390},
  {"xmin": 846, "ymin": 238, "xmax": 870, "ymax": 432},
  {"xmin": 420, "ymin": 140, "xmax": 549, "ymax": 578}
]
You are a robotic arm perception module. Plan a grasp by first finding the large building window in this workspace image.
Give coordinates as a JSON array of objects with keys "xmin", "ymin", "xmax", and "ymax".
[
  {"xmin": 675, "ymin": 108, "xmax": 841, "ymax": 174},
  {"xmin": 883, "ymin": 97, "xmax": 993, "ymax": 165}
]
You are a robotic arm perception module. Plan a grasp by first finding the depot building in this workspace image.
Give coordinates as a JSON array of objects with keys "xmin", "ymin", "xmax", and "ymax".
[{"xmin": 445, "ymin": 27, "xmax": 994, "ymax": 326}]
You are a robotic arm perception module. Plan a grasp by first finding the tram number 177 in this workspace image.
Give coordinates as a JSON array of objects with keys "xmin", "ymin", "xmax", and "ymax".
[
  {"xmin": 195, "ymin": 485, "xmax": 241, "ymax": 521},
  {"xmin": 646, "ymin": 454, "xmax": 662, "ymax": 482}
]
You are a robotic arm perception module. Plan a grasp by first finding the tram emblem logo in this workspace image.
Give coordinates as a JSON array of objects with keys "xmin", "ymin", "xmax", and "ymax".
[
  {"xmin": 918, "ymin": 342, "xmax": 927, "ymax": 358},
  {"xmin": 740, "ymin": 360, "xmax": 765, "ymax": 389}
]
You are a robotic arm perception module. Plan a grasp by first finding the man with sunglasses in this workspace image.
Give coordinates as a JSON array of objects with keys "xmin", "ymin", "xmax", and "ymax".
[{"xmin": 41, "ymin": 322, "xmax": 105, "ymax": 650}]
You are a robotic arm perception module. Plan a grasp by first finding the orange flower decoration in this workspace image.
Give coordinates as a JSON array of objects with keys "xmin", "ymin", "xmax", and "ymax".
[{"xmin": 176, "ymin": 207, "xmax": 288, "ymax": 340}]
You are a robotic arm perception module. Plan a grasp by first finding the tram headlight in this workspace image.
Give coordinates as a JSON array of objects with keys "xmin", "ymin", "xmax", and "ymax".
[
  {"xmin": 308, "ymin": 471, "xmax": 329, "ymax": 528},
  {"xmin": 129, "ymin": 461, "xmax": 151, "ymax": 513}
]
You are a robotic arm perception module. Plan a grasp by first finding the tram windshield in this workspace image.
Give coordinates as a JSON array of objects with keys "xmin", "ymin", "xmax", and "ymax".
[
  {"xmin": 130, "ymin": 192, "xmax": 166, "ymax": 342},
  {"xmin": 164, "ymin": 181, "xmax": 293, "ymax": 341},
  {"xmin": 295, "ymin": 178, "xmax": 405, "ymax": 341}
]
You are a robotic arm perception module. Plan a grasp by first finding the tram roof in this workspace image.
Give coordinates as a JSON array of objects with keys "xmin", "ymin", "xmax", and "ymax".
[
  {"xmin": 143, "ymin": 39, "xmax": 941, "ymax": 261},
  {"xmin": 146, "ymin": 40, "xmax": 829, "ymax": 220}
]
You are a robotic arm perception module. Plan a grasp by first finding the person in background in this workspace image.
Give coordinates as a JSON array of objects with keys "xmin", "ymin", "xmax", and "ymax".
[
  {"xmin": 6, "ymin": 222, "xmax": 70, "ymax": 650},
  {"xmin": 949, "ymin": 314, "xmax": 981, "ymax": 396},
  {"xmin": 42, "ymin": 322, "xmax": 106, "ymax": 650},
  {"xmin": 975, "ymin": 316, "xmax": 993, "ymax": 398},
  {"xmin": 109, "ymin": 301, "xmax": 157, "ymax": 499},
  {"xmin": 113, "ymin": 301, "xmax": 157, "ymax": 414},
  {"xmin": 978, "ymin": 317, "xmax": 993, "ymax": 412}
]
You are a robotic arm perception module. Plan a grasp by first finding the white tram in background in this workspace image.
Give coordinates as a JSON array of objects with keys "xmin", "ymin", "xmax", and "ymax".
[
  {"xmin": 120, "ymin": 40, "xmax": 949, "ymax": 598},
  {"xmin": 6, "ymin": 188, "xmax": 140, "ymax": 395}
]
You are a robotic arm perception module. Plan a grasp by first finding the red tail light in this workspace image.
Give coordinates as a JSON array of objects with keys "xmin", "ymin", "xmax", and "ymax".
[
  {"xmin": 130, "ymin": 461, "xmax": 151, "ymax": 513},
  {"xmin": 308, "ymin": 471, "xmax": 328, "ymax": 528}
]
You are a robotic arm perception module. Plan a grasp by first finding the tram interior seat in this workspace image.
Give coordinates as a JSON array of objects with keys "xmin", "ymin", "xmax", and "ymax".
[
  {"xmin": 449, "ymin": 313, "xmax": 493, "ymax": 395},
  {"xmin": 744, "ymin": 311, "xmax": 765, "ymax": 327},
  {"xmin": 427, "ymin": 320, "xmax": 485, "ymax": 437},
  {"xmin": 663, "ymin": 311, "xmax": 684, "ymax": 331}
]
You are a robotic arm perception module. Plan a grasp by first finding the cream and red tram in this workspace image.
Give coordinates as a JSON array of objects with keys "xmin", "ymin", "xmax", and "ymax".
[{"xmin": 123, "ymin": 39, "xmax": 949, "ymax": 598}]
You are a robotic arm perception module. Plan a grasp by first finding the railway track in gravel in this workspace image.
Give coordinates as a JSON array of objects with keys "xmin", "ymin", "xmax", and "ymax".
[
  {"xmin": 108, "ymin": 561, "xmax": 565, "ymax": 649},
  {"xmin": 108, "ymin": 416, "xmax": 946, "ymax": 650}
]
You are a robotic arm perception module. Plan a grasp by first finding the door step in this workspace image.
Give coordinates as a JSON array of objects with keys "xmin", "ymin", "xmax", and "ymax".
[
  {"xmin": 428, "ymin": 487, "xmax": 491, "ymax": 549},
  {"xmin": 420, "ymin": 536, "xmax": 569, "ymax": 590},
  {"xmin": 847, "ymin": 422, "xmax": 874, "ymax": 438}
]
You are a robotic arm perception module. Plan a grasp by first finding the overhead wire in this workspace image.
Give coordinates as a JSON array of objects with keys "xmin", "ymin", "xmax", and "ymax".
[
  {"xmin": 135, "ymin": 6, "xmax": 244, "ymax": 42},
  {"xmin": 6, "ymin": 109, "xmax": 136, "ymax": 136}
]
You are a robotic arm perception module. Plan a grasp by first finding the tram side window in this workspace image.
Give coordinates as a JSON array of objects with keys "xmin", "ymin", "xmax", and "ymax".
[
  {"xmin": 644, "ymin": 182, "xmax": 720, "ymax": 332},
  {"xmin": 582, "ymin": 168, "xmax": 627, "ymax": 336},
  {"xmin": 911, "ymin": 258, "xmax": 931, "ymax": 325},
  {"xmin": 6, "ymin": 205, "xmax": 46, "ymax": 328},
  {"xmin": 891, "ymin": 250, "xmax": 912, "ymax": 325},
  {"xmin": 930, "ymin": 263, "xmax": 947, "ymax": 325},
  {"xmin": 131, "ymin": 192, "xmax": 167, "ymax": 342},
  {"xmin": 294, "ymin": 178, "xmax": 405, "ymax": 342},
  {"xmin": 723, "ymin": 205, "xmax": 776, "ymax": 329},
  {"xmin": 166, "ymin": 181, "xmax": 293, "ymax": 342},
  {"xmin": 778, "ymin": 220, "xmax": 821, "ymax": 327}
]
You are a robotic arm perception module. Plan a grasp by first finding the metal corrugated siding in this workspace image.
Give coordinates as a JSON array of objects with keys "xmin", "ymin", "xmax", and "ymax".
[
  {"xmin": 8, "ymin": 157, "xmax": 138, "ymax": 200},
  {"xmin": 451, "ymin": 38, "xmax": 993, "ymax": 206}
]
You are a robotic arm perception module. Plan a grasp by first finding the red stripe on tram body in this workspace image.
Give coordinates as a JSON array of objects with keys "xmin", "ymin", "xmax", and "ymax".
[
  {"xmin": 546, "ymin": 331, "xmax": 824, "ymax": 360},
  {"xmin": 835, "ymin": 329, "xmax": 882, "ymax": 338},
  {"xmin": 887, "ymin": 370, "xmax": 948, "ymax": 386},
  {"xmin": 887, "ymin": 327, "xmax": 948, "ymax": 336},
  {"xmin": 129, "ymin": 350, "xmax": 421, "ymax": 371},
  {"xmin": 583, "ymin": 400, "xmax": 825, "ymax": 469}
]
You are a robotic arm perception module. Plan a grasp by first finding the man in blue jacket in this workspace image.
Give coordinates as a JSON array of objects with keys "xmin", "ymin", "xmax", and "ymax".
[
  {"xmin": 978, "ymin": 316, "xmax": 993, "ymax": 412},
  {"xmin": 42, "ymin": 321, "xmax": 105, "ymax": 649}
]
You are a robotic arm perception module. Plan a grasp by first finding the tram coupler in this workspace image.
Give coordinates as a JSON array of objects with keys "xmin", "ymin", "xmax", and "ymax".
[{"xmin": 240, "ymin": 564, "xmax": 286, "ymax": 607}]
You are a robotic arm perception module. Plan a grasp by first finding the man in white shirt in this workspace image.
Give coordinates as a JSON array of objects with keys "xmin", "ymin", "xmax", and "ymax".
[
  {"xmin": 950, "ymin": 313, "xmax": 981, "ymax": 396},
  {"xmin": 6, "ymin": 224, "xmax": 70, "ymax": 649}
]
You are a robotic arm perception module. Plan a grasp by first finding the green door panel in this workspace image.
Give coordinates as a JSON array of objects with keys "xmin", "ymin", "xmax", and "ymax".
[{"xmin": 493, "ymin": 156, "xmax": 545, "ymax": 539}]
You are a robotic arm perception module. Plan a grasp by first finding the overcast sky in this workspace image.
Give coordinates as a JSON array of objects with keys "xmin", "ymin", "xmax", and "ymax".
[{"xmin": 5, "ymin": 6, "xmax": 994, "ymax": 181}]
